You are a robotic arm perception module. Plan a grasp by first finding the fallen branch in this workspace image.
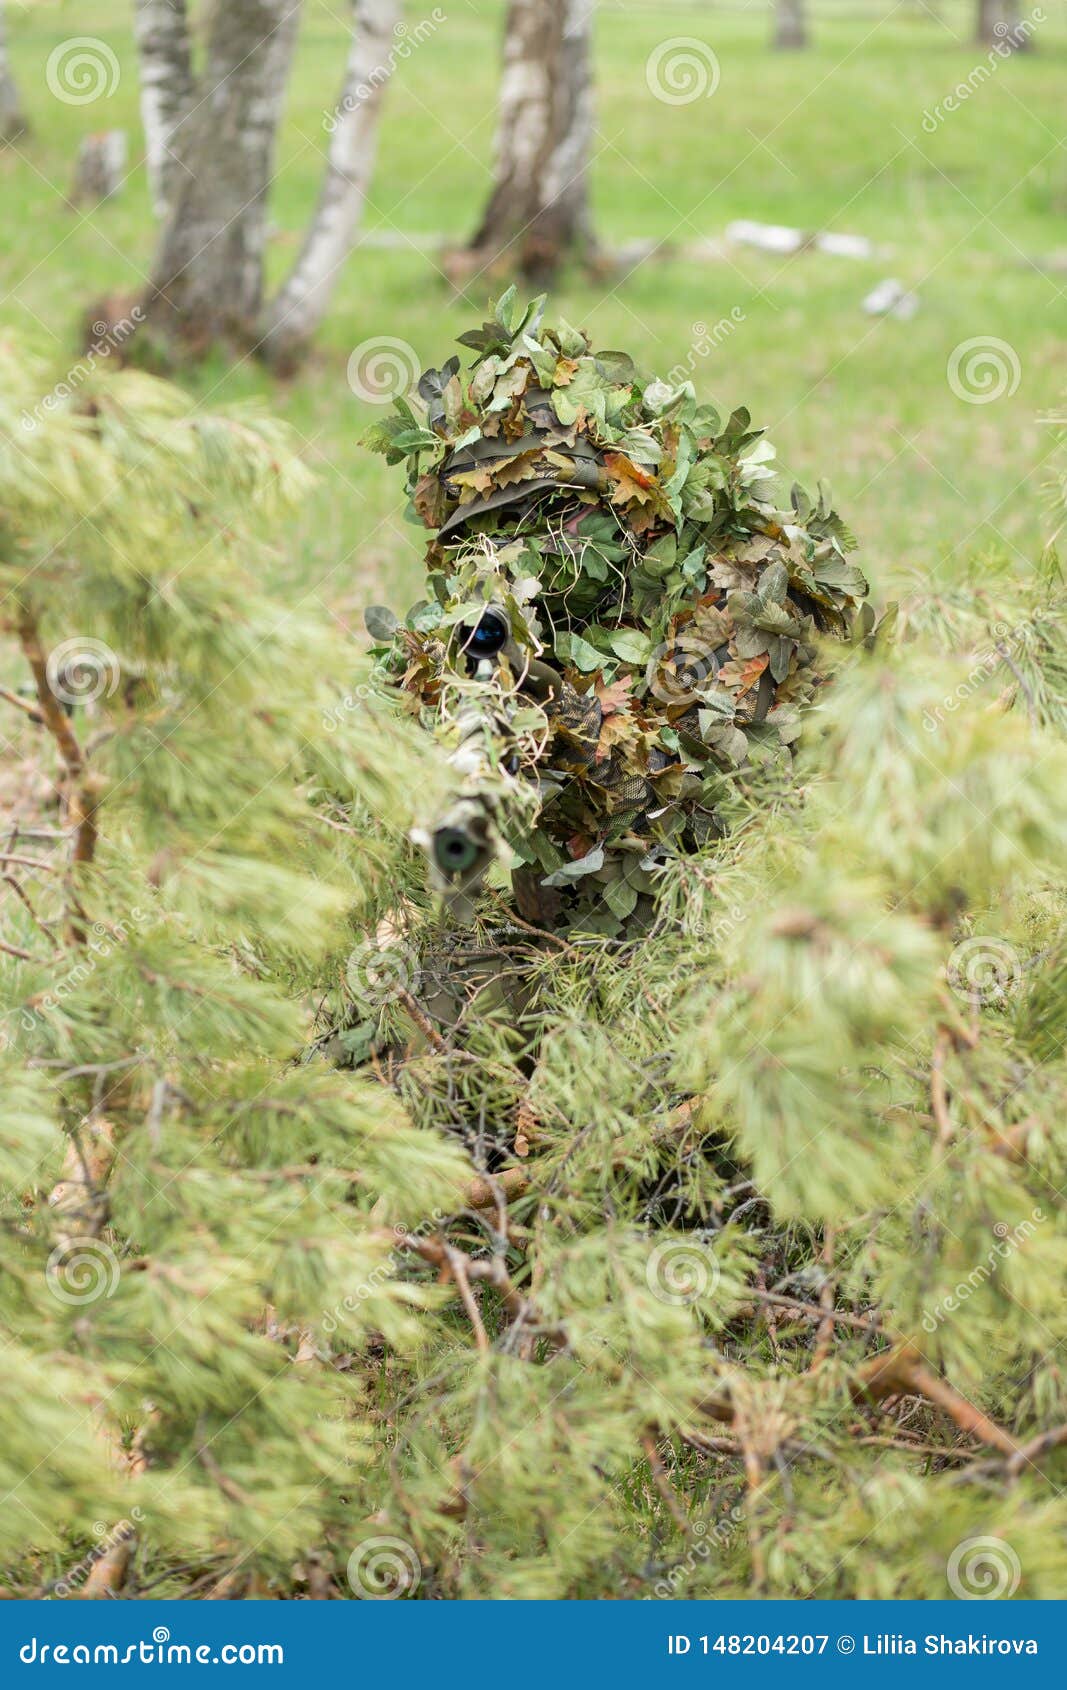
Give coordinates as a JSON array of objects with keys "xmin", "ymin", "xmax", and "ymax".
[
  {"xmin": 15, "ymin": 609, "xmax": 101, "ymax": 928},
  {"xmin": 0, "ymin": 682, "xmax": 44, "ymax": 724},
  {"xmin": 1007, "ymin": 1422, "xmax": 1067, "ymax": 1477},
  {"xmin": 80, "ymin": 1537, "xmax": 133, "ymax": 1599},
  {"xmin": 466, "ymin": 1166, "xmax": 530, "ymax": 1209},
  {"xmin": 852, "ymin": 1344, "xmax": 1018, "ymax": 1456}
]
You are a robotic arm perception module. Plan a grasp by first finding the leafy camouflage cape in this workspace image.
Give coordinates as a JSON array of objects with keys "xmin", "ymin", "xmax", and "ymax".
[{"xmin": 365, "ymin": 290, "xmax": 870, "ymax": 936}]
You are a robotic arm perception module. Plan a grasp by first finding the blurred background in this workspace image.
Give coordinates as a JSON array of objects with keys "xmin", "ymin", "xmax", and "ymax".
[{"xmin": 1, "ymin": 0, "xmax": 1063, "ymax": 620}]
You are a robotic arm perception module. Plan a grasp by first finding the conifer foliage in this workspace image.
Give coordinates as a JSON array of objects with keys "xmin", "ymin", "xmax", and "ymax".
[{"xmin": 2, "ymin": 338, "xmax": 1067, "ymax": 1600}]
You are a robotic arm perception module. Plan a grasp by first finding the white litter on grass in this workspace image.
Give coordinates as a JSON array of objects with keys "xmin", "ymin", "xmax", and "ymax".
[
  {"xmin": 862, "ymin": 278, "xmax": 919, "ymax": 320},
  {"xmin": 727, "ymin": 220, "xmax": 804, "ymax": 254},
  {"xmin": 816, "ymin": 231, "xmax": 874, "ymax": 260},
  {"xmin": 726, "ymin": 220, "xmax": 875, "ymax": 261}
]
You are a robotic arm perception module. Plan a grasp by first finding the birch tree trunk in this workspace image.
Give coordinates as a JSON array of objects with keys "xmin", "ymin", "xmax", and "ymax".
[
  {"xmin": 977, "ymin": 0, "xmax": 1030, "ymax": 49},
  {"xmin": 133, "ymin": 0, "xmax": 196, "ymax": 220},
  {"xmin": 142, "ymin": 0, "xmax": 303, "ymax": 353},
  {"xmin": 260, "ymin": 0, "xmax": 398, "ymax": 368},
  {"xmin": 773, "ymin": 0, "xmax": 808, "ymax": 50},
  {"xmin": 467, "ymin": 0, "xmax": 595, "ymax": 279},
  {"xmin": 0, "ymin": 1, "xmax": 28, "ymax": 143}
]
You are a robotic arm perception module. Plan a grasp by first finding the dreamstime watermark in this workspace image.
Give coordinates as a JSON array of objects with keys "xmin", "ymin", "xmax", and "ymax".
[
  {"xmin": 19, "ymin": 1632, "xmax": 284, "ymax": 1665},
  {"xmin": 646, "ymin": 1237, "xmax": 720, "ymax": 1306},
  {"xmin": 666, "ymin": 310, "xmax": 746, "ymax": 387},
  {"xmin": 946, "ymin": 936, "xmax": 1024, "ymax": 1007},
  {"xmin": 20, "ymin": 309, "xmax": 145, "ymax": 435},
  {"xmin": 921, "ymin": 609, "xmax": 1047, "ymax": 732},
  {"xmin": 347, "ymin": 337, "xmax": 420, "ymax": 404},
  {"xmin": 323, "ymin": 10, "xmax": 447, "ymax": 131},
  {"xmin": 347, "ymin": 1534, "xmax": 422, "ymax": 1599},
  {"xmin": 921, "ymin": 1209, "xmax": 1044, "ymax": 1334},
  {"xmin": 45, "ymin": 638, "xmax": 121, "ymax": 706},
  {"xmin": 51, "ymin": 1511, "xmax": 143, "ymax": 1598},
  {"xmin": 651, "ymin": 1507, "xmax": 745, "ymax": 1598},
  {"xmin": 646, "ymin": 630, "xmax": 724, "ymax": 707},
  {"xmin": 322, "ymin": 1209, "xmax": 444, "ymax": 1334},
  {"xmin": 45, "ymin": 37, "xmax": 120, "ymax": 105},
  {"xmin": 322, "ymin": 682, "xmax": 372, "ymax": 732},
  {"xmin": 947, "ymin": 336, "xmax": 1021, "ymax": 405},
  {"xmin": 646, "ymin": 38, "xmax": 720, "ymax": 106},
  {"xmin": 21, "ymin": 911, "xmax": 150, "ymax": 1033},
  {"xmin": 921, "ymin": 11, "xmax": 1044, "ymax": 133},
  {"xmin": 45, "ymin": 1237, "xmax": 121, "ymax": 1306},
  {"xmin": 946, "ymin": 1535, "xmax": 1022, "ymax": 1599},
  {"xmin": 345, "ymin": 936, "xmax": 421, "ymax": 1006}
]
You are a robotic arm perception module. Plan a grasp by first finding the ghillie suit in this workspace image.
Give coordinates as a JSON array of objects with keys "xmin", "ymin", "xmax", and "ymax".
[{"xmin": 365, "ymin": 290, "xmax": 869, "ymax": 937}]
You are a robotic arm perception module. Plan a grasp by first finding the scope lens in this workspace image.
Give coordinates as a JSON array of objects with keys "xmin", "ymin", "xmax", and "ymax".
[
  {"xmin": 459, "ymin": 607, "xmax": 509, "ymax": 661},
  {"xmin": 433, "ymin": 826, "xmax": 481, "ymax": 875}
]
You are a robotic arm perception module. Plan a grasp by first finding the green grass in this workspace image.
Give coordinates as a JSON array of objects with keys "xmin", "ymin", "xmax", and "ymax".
[{"xmin": 2, "ymin": 0, "xmax": 1065, "ymax": 623}]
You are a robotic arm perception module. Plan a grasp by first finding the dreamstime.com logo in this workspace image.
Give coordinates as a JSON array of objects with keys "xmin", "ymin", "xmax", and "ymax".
[
  {"xmin": 323, "ymin": 10, "xmax": 447, "ymax": 131},
  {"xmin": 921, "ymin": 10, "xmax": 1045, "ymax": 133},
  {"xmin": 51, "ymin": 1512, "xmax": 143, "ymax": 1598},
  {"xmin": 652, "ymin": 1507, "xmax": 745, "ymax": 1597},
  {"xmin": 347, "ymin": 1534, "xmax": 422, "ymax": 1599},
  {"xmin": 666, "ymin": 311, "xmax": 746, "ymax": 387},
  {"xmin": 346, "ymin": 937, "xmax": 420, "ymax": 1007},
  {"xmin": 21, "ymin": 910, "xmax": 151, "ymax": 1033},
  {"xmin": 45, "ymin": 638, "xmax": 121, "ymax": 706},
  {"xmin": 20, "ymin": 310, "xmax": 145, "ymax": 434},
  {"xmin": 646, "ymin": 630, "xmax": 723, "ymax": 707},
  {"xmin": 921, "ymin": 608, "xmax": 1048, "ymax": 733},
  {"xmin": 19, "ymin": 1630, "xmax": 284, "ymax": 1665},
  {"xmin": 921, "ymin": 1210, "xmax": 1044, "ymax": 1334},
  {"xmin": 947, "ymin": 1536, "xmax": 1022, "ymax": 1600},
  {"xmin": 946, "ymin": 936, "xmax": 1023, "ymax": 1008},
  {"xmin": 646, "ymin": 1238, "xmax": 720, "ymax": 1306},
  {"xmin": 947, "ymin": 336, "xmax": 1021, "ymax": 405},
  {"xmin": 347, "ymin": 337, "xmax": 420, "ymax": 403},
  {"xmin": 45, "ymin": 37, "xmax": 120, "ymax": 105},
  {"xmin": 646, "ymin": 38, "xmax": 720, "ymax": 105},
  {"xmin": 322, "ymin": 683, "xmax": 372, "ymax": 732},
  {"xmin": 45, "ymin": 1238, "xmax": 121, "ymax": 1306},
  {"xmin": 322, "ymin": 1210, "xmax": 444, "ymax": 1334}
]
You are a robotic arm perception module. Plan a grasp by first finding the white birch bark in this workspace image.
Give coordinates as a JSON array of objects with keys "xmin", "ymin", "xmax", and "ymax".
[
  {"xmin": 133, "ymin": 0, "xmax": 197, "ymax": 219},
  {"xmin": 144, "ymin": 0, "xmax": 303, "ymax": 348},
  {"xmin": 261, "ymin": 0, "xmax": 399, "ymax": 363},
  {"xmin": 469, "ymin": 0, "xmax": 594, "ymax": 275}
]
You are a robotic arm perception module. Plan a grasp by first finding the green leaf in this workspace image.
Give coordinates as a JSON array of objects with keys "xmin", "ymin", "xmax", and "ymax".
[
  {"xmin": 363, "ymin": 605, "xmax": 398, "ymax": 641},
  {"xmin": 543, "ymin": 846, "xmax": 605, "ymax": 885},
  {"xmin": 608, "ymin": 629, "xmax": 652, "ymax": 664}
]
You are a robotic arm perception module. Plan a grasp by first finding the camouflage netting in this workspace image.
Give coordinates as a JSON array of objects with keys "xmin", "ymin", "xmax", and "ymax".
[{"xmin": 365, "ymin": 290, "xmax": 870, "ymax": 933}]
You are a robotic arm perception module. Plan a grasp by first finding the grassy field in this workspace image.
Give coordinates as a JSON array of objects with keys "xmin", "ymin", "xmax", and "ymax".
[{"xmin": 1, "ymin": 0, "xmax": 1064, "ymax": 629}]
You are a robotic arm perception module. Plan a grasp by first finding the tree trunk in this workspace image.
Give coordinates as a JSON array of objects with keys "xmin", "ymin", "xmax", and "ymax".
[
  {"xmin": 142, "ymin": 0, "xmax": 303, "ymax": 354},
  {"xmin": 977, "ymin": 0, "xmax": 1030, "ymax": 49},
  {"xmin": 468, "ymin": 0, "xmax": 594, "ymax": 279},
  {"xmin": 0, "ymin": 1, "xmax": 28, "ymax": 143},
  {"xmin": 133, "ymin": 0, "xmax": 196, "ymax": 220},
  {"xmin": 773, "ymin": 0, "xmax": 808, "ymax": 50},
  {"xmin": 260, "ymin": 0, "xmax": 399, "ymax": 368},
  {"xmin": 71, "ymin": 131, "xmax": 128, "ymax": 205}
]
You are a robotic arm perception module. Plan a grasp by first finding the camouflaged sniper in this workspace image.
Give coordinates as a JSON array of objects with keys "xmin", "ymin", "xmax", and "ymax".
[{"xmin": 364, "ymin": 290, "xmax": 869, "ymax": 936}]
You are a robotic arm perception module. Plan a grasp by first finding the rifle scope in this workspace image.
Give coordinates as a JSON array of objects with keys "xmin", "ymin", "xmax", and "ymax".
[
  {"xmin": 432, "ymin": 826, "xmax": 482, "ymax": 876},
  {"xmin": 458, "ymin": 607, "xmax": 510, "ymax": 665}
]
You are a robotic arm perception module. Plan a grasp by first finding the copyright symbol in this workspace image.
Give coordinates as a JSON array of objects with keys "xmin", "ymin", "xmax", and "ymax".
[{"xmin": 837, "ymin": 1636, "xmax": 856, "ymax": 1655}]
